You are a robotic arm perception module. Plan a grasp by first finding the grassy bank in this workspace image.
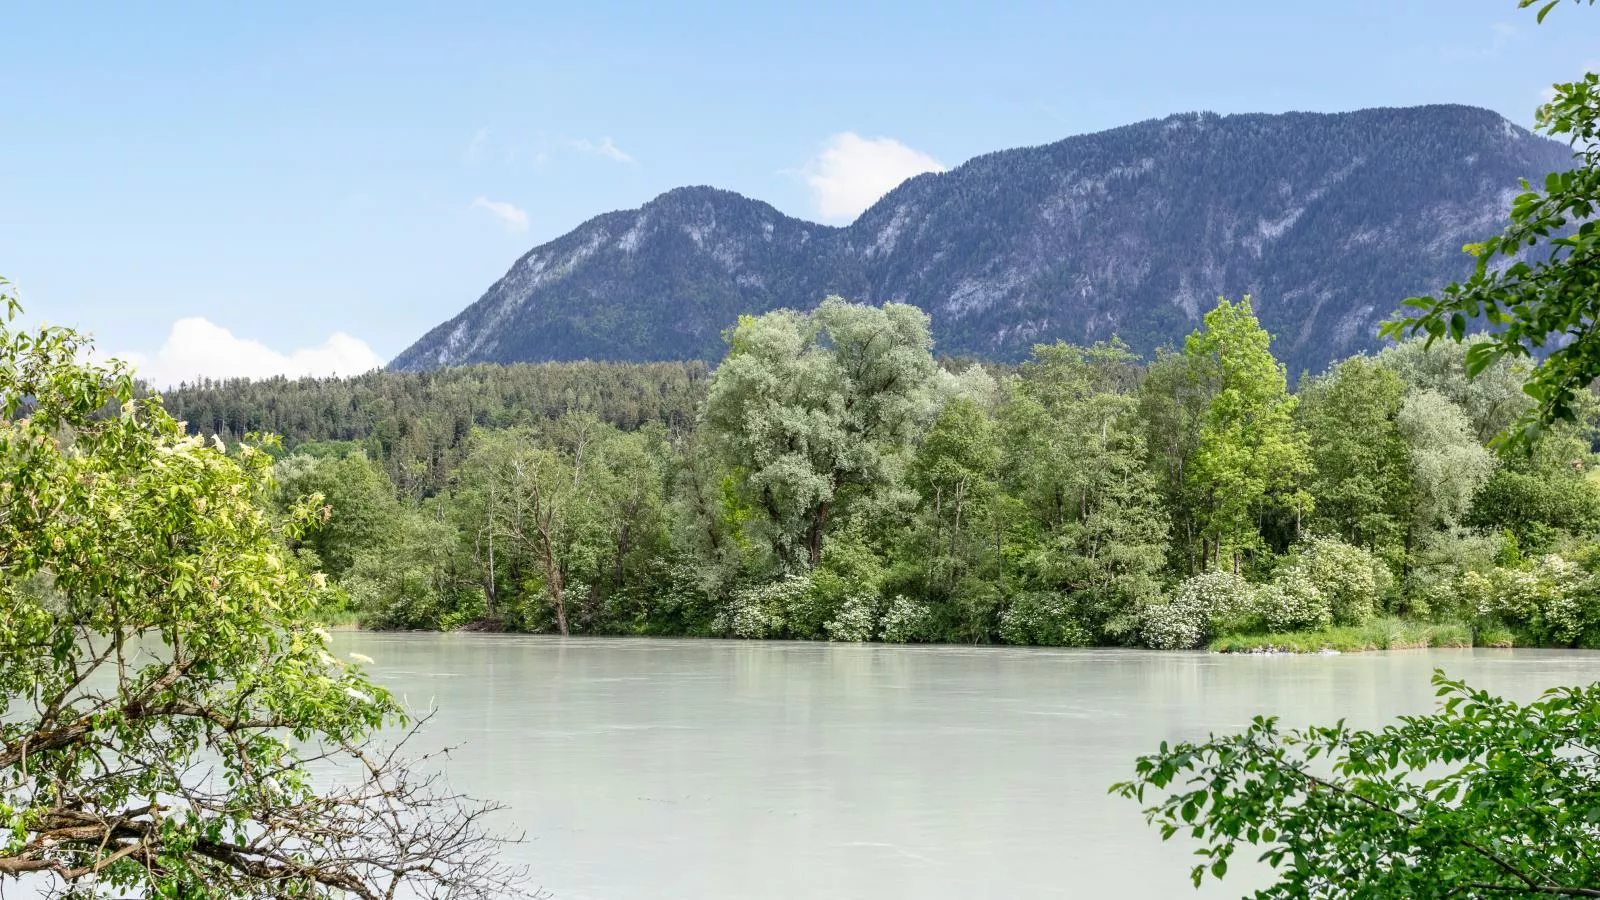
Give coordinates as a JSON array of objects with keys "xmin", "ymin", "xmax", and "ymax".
[{"xmin": 1209, "ymin": 618, "xmax": 1505, "ymax": 653}]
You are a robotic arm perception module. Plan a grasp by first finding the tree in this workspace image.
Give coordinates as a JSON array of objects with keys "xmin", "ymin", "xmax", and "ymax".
[
  {"xmin": 1001, "ymin": 341, "xmax": 1169, "ymax": 641},
  {"xmin": 460, "ymin": 419, "xmax": 602, "ymax": 635},
  {"xmin": 1138, "ymin": 347, "xmax": 1213, "ymax": 574},
  {"xmin": 909, "ymin": 395, "xmax": 1002, "ymax": 594},
  {"xmin": 1115, "ymin": 671, "xmax": 1600, "ymax": 897},
  {"xmin": 1397, "ymin": 390, "xmax": 1498, "ymax": 573},
  {"xmin": 1467, "ymin": 411, "xmax": 1600, "ymax": 554},
  {"xmin": 1377, "ymin": 337, "xmax": 1533, "ymax": 443},
  {"xmin": 1384, "ymin": 0, "xmax": 1599, "ymax": 446},
  {"xmin": 1184, "ymin": 298, "xmax": 1312, "ymax": 571},
  {"xmin": 275, "ymin": 450, "xmax": 404, "ymax": 580},
  {"xmin": 0, "ymin": 287, "xmax": 524, "ymax": 896},
  {"xmin": 1298, "ymin": 357, "xmax": 1412, "ymax": 559},
  {"xmin": 701, "ymin": 297, "xmax": 940, "ymax": 570},
  {"xmin": 343, "ymin": 502, "xmax": 469, "ymax": 630}
]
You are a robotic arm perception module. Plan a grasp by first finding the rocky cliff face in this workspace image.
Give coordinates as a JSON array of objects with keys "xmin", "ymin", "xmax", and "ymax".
[{"xmin": 393, "ymin": 105, "xmax": 1573, "ymax": 376}]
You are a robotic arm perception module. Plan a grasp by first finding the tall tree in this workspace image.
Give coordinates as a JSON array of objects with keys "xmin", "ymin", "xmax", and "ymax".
[
  {"xmin": 1376, "ymin": 336, "xmax": 1532, "ymax": 443},
  {"xmin": 459, "ymin": 419, "xmax": 600, "ymax": 635},
  {"xmin": 1002, "ymin": 341, "xmax": 1169, "ymax": 640},
  {"xmin": 907, "ymin": 395, "xmax": 1003, "ymax": 601},
  {"xmin": 1183, "ymin": 298, "xmax": 1312, "ymax": 571},
  {"xmin": 1139, "ymin": 346, "xmax": 1213, "ymax": 574},
  {"xmin": 1395, "ymin": 390, "xmax": 1497, "ymax": 574},
  {"xmin": 1298, "ymin": 357, "xmax": 1412, "ymax": 559},
  {"xmin": 700, "ymin": 297, "xmax": 940, "ymax": 570},
  {"xmin": 274, "ymin": 451, "xmax": 404, "ymax": 580}
]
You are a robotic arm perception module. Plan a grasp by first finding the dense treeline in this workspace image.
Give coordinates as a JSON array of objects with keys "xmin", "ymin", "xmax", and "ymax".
[
  {"xmin": 187, "ymin": 297, "xmax": 1600, "ymax": 648},
  {"xmin": 162, "ymin": 360, "xmax": 711, "ymax": 497}
]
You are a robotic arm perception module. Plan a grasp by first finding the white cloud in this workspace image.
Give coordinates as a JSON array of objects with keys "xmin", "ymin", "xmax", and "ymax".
[
  {"xmin": 801, "ymin": 133, "xmax": 946, "ymax": 222},
  {"xmin": 569, "ymin": 136, "xmax": 636, "ymax": 165},
  {"xmin": 463, "ymin": 127, "xmax": 490, "ymax": 164},
  {"xmin": 116, "ymin": 318, "xmax": 383, "ymax": 389},
  {"xmin": 471, "ymin": 196, "xmax": 529, "ymax": 233}
]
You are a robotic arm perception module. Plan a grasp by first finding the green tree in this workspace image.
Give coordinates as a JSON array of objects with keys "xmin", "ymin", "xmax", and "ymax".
[
  {"xmin": 701, "ymin": 297, "xmax": 940, "ymax": 570},
  {"xmin": 1115, "ymin": 671, "xmax": 1600, "ymax": 897},
  {"xmin": 1468, "ymin": 417, "xmax": 1600, "ymax": 552},
  {"xmin": 1377, "ymin": 336, "xmax": 1533, "ymax": 443},
  {"xmin": 910, "ymin": 395, "xmax": 1002, "ymax": 592},
  {"xmin": 1384, "ymin": 0, "xmax": 1599, "ymax": 445},
  {"xmin": 1298, "ymin": 357, "xmax": 1412, "ymax": 559},
  {"xmin": 0, "ymin": 289, "xmax": 522, "ymax": 895},
  {"xmin": 1397, "ymin": 390, "xmax": 1498, "ymax": 574},
  {"xmin": 275, "ymin": 451, "xmax": 404, "ymax": 580},
  {"xmin": 1138, "ymin": 347, "xmax": 1212, "ymax": 574},
  {"xmin": 901, "ymin": 395, "xmax": 1006, "ymax": 639},
  {"xmin": 458, "ymin": 418, "xmax": 609, "ymax": 635},
  {"xmin": 344, "ymin": 503, "xmax": 470, "ymax": 630},
  {"xmin": 1184, "ymin": 298, "xmax": 1312, "ymax": 571},
  {"xmin": 1002, "ymin": 341, "xmax": 1169, "ymax": 641}
]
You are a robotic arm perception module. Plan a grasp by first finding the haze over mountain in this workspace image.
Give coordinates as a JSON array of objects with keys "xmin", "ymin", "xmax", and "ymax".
[{"xmin": 392, "ymin": 104, "xmax": 1575, "ymax": 377}]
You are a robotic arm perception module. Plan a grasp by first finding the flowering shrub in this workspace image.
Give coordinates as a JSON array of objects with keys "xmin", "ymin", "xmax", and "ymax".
[
  {"xmin": 1476, "ymin": 555, "xmax": 1600, "ymax": 646},
  {"xmin": 880, "ymin": 594, "xmax": 932, "ymax": 643},
  {"xmin": 1295, "ymin": 535, "xmax": 1386, "ymax": 625},
  {"xmin": 714, "ymin": 574, "xmax": 811, "ymax": 638},
  {"xmin": 1255, "ymin": 566, "xmax": 1333, "ymax": 633},
  {"xmin": 1000, "ymin": 592, "xmax": 1093, "ymax": 646},
  {"xmin": 824, "ymin": 592, "xmax": 880, "ymax": 642},
  {"xmin": 1141, "ymin": 571, "xmax": 1253, "ymax": 650}
]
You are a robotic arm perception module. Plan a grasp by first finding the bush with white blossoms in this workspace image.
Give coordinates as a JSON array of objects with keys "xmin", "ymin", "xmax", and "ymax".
[
  {"xmin": 880, "ymin": 594, "xmax": 932, "ymax": 643},
  {"xmin": 1254, "ymin": 566, "xmax": 1333, "ymax": 633},
  {"xmin": 1141, "ymin": 571, "xmax": 1254, "ymax": 650},
  {"xmin": 715, "ymin": 574, "xmax": 812, "ymax": 638},
  {"xmin": 1000, "ymin": 592, "xmax": 1093, "ymax": 647},
  {"xmin": 824, "ymin": 592, "xmax": 881, "ymax": 642},
  {"xmin": 1477, "ymin": 555, "xmax": 1600, "ymax": 646},
  {"xmin": 1294, "ymin": 535, "xmax": 1387, "ymax": 625}
]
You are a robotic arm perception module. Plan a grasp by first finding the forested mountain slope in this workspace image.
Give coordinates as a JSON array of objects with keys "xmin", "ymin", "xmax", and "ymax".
[{"xmin": 393, "ymin": 104, "xmax": 1573, "ymax": 376}]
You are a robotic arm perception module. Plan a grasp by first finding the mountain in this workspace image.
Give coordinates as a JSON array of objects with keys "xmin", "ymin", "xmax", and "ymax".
[{"xmin": 392, "ymin": 105, "xmax": 1575, "ymax": 376}]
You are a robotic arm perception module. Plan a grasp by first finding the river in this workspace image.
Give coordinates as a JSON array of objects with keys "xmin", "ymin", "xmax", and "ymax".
[{"xmin": 331, "ymin": 633, "xmax": 1600, "ymax": 900}]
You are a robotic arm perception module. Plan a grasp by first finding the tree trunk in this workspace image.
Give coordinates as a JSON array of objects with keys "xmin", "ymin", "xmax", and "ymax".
[
  {"xmin": 550, "ymin": 575, "xmax": 568, "ymax": 636},
  {"xmin": 807, "ymin": 500, "xmax": 831, "ymax": 569},
  {"xmin": 537, "ymin": 524, "xmax": 569, "ymax": 636},
  {"xmin": 486, "ymin": 523, "xmax": 497, "ymax": 618}
]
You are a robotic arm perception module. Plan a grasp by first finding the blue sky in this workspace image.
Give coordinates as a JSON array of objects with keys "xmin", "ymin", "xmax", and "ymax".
[{"xmin": 2, "ymin": 0, "xmax": 1597, "ymax": 385}]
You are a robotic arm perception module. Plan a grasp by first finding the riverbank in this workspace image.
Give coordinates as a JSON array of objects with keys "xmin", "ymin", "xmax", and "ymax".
[{"xmin": 1210, "ymin": 618, "xmax": 1514, "ymax": 653}]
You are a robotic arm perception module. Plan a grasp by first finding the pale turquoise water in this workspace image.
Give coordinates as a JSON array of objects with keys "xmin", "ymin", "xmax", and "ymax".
[{"xmin": 333, "ymin": 634, "xmax": 1600, "ymax": 900}]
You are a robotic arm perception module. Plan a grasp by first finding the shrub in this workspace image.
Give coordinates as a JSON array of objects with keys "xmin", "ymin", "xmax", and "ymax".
[
  {"xmin": 715, "ymin": 574, "xmax": 811, "ymax": 638},
  {"xmin": 1294, "ymin": 535, "xmax": 1386, "ymax": 625},
  {"xmin": 824, "ymin": 592, "xmax": 880, "ymax": 642},
  {"xmin": 1141, "ymin": 571, "xmax": 1253, "ymax": 650},
  {"xmin": 880, "ymin": 594, "xmax": 933, "ymax": 643},
  {"xmin": 1255, "ymin": 566, "xmax": 1333, "ymax": 633},
  {"xmin": 999, "ymin": 592, "xmax": 1094, "ymax": 646},
  {"xmin": 1477, "ymin": 554, "xmax": 1600, "ymax": 646}
]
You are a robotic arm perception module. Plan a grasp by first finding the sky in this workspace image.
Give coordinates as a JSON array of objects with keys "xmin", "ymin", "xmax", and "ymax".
[{"xmin": 2, "ymin": 1, "xmax": 1597, "ymax": 387}]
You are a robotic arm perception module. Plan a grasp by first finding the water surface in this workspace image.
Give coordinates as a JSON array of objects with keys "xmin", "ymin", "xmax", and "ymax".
[{"xmin": 333, "ymin": 634, "xmax": 1600, "ymax": 900}]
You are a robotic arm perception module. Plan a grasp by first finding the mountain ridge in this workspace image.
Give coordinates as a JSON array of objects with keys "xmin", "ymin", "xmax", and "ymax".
[{"xmin": 392, "ymin": 104, "xmax": 1574, "ymax": 376}]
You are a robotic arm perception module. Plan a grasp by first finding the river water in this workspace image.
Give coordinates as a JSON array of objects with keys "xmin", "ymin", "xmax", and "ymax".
[{"xmin": 332, "ymin": 633, "xmax": 1600, "ymax": 900}]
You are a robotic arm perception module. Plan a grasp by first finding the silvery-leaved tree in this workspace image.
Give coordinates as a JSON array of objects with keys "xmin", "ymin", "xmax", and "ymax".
[
  {"xmin": 0, "ymin": 279, "xmax": 527, "ymax": 897},
  {"xmin": 701, "ymin": 297, "xmax": 940, "ymax": 570}
]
